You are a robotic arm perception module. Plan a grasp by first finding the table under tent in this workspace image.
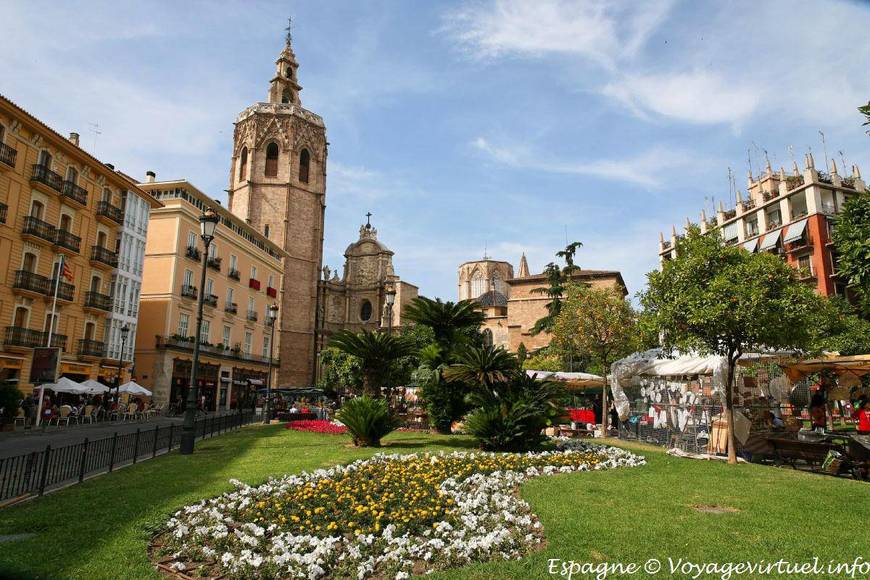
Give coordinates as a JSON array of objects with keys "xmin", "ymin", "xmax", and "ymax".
[
  {"xmin": 527, "ymin": 370, "xmax": 606, "ymax": 436},
  {"xmin": 609, "ymin": 349, "xmax": 792, "ymax": 453}
]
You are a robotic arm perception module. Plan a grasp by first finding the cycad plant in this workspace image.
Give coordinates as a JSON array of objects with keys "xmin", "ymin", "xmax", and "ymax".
[
  {"xmin": 337, "ymin": 396, "xmax": 397, "ymax": 447},
  {"xmin": 329, "ymin": 330, "xmax": 416, "ymax": 398}
]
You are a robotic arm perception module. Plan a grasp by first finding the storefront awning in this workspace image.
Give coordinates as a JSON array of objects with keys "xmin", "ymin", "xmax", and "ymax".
[
  {"xmin": 759, "ymin": 229, "xmax": 780, "ymax": 250},
  {"xmin": 783, "ymin": 218, "xmax": 807, "ymax": 243},
  {"xmin": 742, "ymin": 238, "xmax": 758, "ymax": 253}
]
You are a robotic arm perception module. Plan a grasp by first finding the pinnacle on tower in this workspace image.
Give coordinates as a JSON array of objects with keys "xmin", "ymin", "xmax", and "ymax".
[
  {"xmin": 518, "ymin": 253, "xmax": 530, "ymax": 278},
  {"xmin": 268, "ymin": 19, "xmax": 302, "ymax": 105}
]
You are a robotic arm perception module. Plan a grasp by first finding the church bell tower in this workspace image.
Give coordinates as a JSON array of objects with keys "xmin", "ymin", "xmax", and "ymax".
[{"xmin": 227, "ymin": 21, "xmax": 328, "ymax": 387}]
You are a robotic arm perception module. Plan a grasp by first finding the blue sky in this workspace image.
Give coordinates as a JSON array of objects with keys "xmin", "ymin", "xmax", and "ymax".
[{"xmin": 3, "ymin": 0, "xmax": 870, "ymax": 301}]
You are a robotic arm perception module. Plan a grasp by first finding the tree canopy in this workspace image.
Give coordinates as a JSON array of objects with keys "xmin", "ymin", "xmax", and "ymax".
[
  {"xmin": 830, "ymin": 192, "xmax": 870, "ymax": 317},
  {"xmin": 328, "ymin": 330, "xmax": 417, "ymax": 398},
  {"xmin": 530, "ymin": 242, "xmax": 583, "ymax": 336}
]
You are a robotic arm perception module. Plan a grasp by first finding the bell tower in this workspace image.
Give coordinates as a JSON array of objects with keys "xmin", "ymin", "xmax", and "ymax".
[{"xmin": 227, "ymin": 21, "xmax": 328, "ymax": 388}]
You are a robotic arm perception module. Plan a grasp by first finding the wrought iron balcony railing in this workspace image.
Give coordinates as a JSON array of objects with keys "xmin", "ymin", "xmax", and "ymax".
[
  {"xmin": 31, "ymin": 164, "xmax": 64, "ymax": 193},
  {"xmin": 181, "ymin": 284, "xmax": 198, "ymax": 299},
  {"xmin": 247, "ymin": 310, "xmax": 258, "ymax": 321},
  {"xmin": 185, "ymin": 246, "xmax": 201, "ymax": 261},
  {"xmin": 0, "ymin": 142, "xmax": 16, "ymax": 168},
  {"xmin": 13, "ymin": 270, "xmax": 50, "ymax": 295},
  {"xmin": 84, "ymin": 291, "xmax": 113, "ymax": 311},
  {"xmin": 77, "ymin": 339, "xmax": 106, "ymax": 358},
  {"xmin": 61, "ymin": 180, "xmax": 88, "ymax": 206},
  {"xmin": 204, "ymin": 294, "xmax": 218, "ymax": 308},
  {"xmin": 90, "ymin": 245, "xmax": 119, "ymax": 267},
  {"xmin": 228, "ymin": 268, "xmax": 241, "ymax": 281},
  {"xmin": 55, "ymin": 229, "xmax": 81, "ymax": 253},
  {"xmin": 96, "ymin": 200, "xmax": 124, "ymax": 224},
  {"xmin": 207, "ymin": 256, "xmax": 222, "ymax": 271},
  {"xmin": 49, "ymin": 279, "xmax": 75, "ymax": 301},
  {"xmin": 22, "ymin": 215, "xmax": 57, "ymax": 243}
]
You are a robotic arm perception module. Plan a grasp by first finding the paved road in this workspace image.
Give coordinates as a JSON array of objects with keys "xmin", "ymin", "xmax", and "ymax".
[{"xmin": 0, "ymin": 416, "xmax": 187, "ymax": 458}]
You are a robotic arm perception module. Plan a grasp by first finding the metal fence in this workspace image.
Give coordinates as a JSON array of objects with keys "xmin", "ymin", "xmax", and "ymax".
[{"xmin": 0, "ymin": 410, "xmax": 260, "ymax": 504}]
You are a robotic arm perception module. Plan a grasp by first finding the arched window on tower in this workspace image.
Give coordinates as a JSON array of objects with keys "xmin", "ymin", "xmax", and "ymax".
[
  {"xmin": 471, "ymin": 271, "xmax": 486, "ymax": 299},
  {"xmin": 281, "ymin": 89, "xmax": 291, "ymax": 104},
  {"xmin": 265, "ymin": 143, "xmax": 279, "ymax": 177},
  {"xmin": 264, "ymin": 224, "xmax": 270, "ymax": 239},
  {"xmin": 299, "ymin": 149, "xmax": 310, "ymax": 183},
  {"xmin": 238, "ymin": 147, "xmax": 248, "ymax": 181}
]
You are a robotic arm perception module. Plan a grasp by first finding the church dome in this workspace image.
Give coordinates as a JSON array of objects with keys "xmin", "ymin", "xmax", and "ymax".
[{"xmin": 476, "ymin": 290, "xmax": 507, "ymax": 307}]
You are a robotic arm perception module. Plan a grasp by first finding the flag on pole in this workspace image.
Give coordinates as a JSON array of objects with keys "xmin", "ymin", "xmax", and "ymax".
[{"xmin": 61, "ymin": 255, "xmax": 74, "ymax": 281}]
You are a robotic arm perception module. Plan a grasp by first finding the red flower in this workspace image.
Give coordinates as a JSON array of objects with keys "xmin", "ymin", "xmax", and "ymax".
[{"xmin": 285, "ymin": 419, "xmax": 347, "ymax": 434}]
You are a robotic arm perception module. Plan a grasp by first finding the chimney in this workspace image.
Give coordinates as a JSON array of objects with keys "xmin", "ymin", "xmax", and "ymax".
[
  {"xmin": 105, "ymin": 163, "xmax": 114, "ymax": 170},
  {"xmin": 68, "ymin": 132, "xmax": 80, "ymax": 147},
  {"xmin": 145, "ymin": 170, "xmax": 156, "ymax": 183}
]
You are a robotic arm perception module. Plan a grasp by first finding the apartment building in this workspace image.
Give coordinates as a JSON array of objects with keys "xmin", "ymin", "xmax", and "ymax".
[
  {"xmin": 660, "ymin": 153, "xmax": 866, "ymax": 298},
  {"xmin": 134, "ymin": 177, "xmax": 286, "ymax": 410},
  {"xmin": 0, "ymin": 94, "xmax": 143, "ymax": 391}
]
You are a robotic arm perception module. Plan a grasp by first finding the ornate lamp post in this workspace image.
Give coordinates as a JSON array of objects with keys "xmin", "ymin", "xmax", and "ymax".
[
  {"xmin": 180, "ymin": 207, "xmax": 220, "ymax": 455},
  {"xmin": 263, "ymin": 303, "xmax": 278, "ymax": 424},
  {"xmin": 384, "ymin": 282, "xmax": 396, "ymax": 335},
  {"xmin": 114, "ymin": 323, "xmax": 130, "ymax": 401}
]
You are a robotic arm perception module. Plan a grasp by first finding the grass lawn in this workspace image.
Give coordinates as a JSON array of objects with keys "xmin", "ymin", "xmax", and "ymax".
[{"xmin": 0, "ymin": 424, "xmax": 868, "ymax": 579}]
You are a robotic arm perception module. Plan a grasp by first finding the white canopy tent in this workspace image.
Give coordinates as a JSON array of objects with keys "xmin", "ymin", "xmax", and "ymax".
[
  {"xmin": 39, "ymin": 376, "xmax": 90, "ymax": 395},
  {"xmin": 80, "ymin": 379, "xmax": 110, "ymax": 395},
  {"xmin": 118, "ymin": 381, "xmax": 152, "ymax": 396},
  {"xmin": 525, "ymin": 370, "xmax": 605, "ymax": 389}
]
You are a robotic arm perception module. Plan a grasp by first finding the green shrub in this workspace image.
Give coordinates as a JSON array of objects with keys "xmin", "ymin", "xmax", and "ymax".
[
  {"xmin": 0, "ymin": 384, "xmax": 23, "ymax": 422},
  {"xmin": 336, "ymin": 396, "xmax": 398, "ymax": 447},
  {"xmin": 420, "ymin": 381, "xmax": 467, "ymax": 434}
]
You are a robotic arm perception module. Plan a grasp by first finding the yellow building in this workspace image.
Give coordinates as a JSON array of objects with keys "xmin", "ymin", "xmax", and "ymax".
[
  {"xmin": 0, "ymin": 94, "xmax": 149, "ymax": 391},
  {"xmin": 134, "ymin": 177, "xmax": 286, "ymax": 410}
]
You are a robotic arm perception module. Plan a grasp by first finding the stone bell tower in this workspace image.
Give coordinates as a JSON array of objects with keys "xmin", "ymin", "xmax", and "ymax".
[{"xmin": 227, "ymin": 21, "xmax": 327, "ymax": 388}]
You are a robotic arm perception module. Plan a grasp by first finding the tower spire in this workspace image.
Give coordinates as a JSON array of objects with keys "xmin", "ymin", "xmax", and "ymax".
[
  {"xmin": 268, "ymin": 20, "xmax": 302, "ymax": 105},
  {"xmin": 518, "ymin": 253, "xmax": 530, "ymax": 278}
]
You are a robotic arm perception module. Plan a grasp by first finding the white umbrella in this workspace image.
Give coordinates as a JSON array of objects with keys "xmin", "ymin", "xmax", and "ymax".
[
  {"xmin": 118, "ymin": 381, "xmax": 152, "ymax": 396},
  {"xmin": 80, "ymin": 379, "xmax": 110, "ymax": 395},
  {"xmin": 41, "ymin": 376, "xmax": 89, "ymax": 395}
]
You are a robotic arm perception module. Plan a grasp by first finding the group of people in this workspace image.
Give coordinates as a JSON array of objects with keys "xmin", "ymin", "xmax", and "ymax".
[{"xmin": 17, "ymin": 391, "xmax": 148, "ymax": 426}]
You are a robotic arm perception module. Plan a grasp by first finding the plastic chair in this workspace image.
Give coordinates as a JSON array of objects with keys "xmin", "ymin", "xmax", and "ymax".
[
  {"xmin": 81, "ymin": 405, "xmax": 95, "ymax": 424},
  {"xmin": 122, "ymin": 402, "xmax": 138, "ymax": 421},
  {"xmin": 14, "ymin": 408, "xmax": 26, "ymax": 428},
  {"xmin": 50, "ymin": 405, "xmax": 72, "ymax": 427}
]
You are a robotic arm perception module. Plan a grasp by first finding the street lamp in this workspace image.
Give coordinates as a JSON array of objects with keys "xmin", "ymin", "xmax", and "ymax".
[
  {"xmin": 180, "ymin": 207, "xmax": 220, "ymax": 455},
  {"xmin": 115, "ymin": 323, "xmax": 130, "ymax": 401},
  {"xmin": 263, "ymin": 303, "xmax": 278, "ymax": 424},
  {"xmin": 384, "ymin": 282, "xmax": 396, "ymax": 335}
]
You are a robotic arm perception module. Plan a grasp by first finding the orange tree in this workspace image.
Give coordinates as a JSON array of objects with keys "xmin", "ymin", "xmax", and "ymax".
[{"xmin": 640, "ymin": 226, "xmax": 819, "ymax": 464}]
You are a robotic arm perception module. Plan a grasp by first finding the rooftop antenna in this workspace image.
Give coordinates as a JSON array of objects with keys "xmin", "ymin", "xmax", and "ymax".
[
  {"xmin": 483, "ymin": 241, "xmax": 489, "ymax": 260},
  {"xmin": 727, "ymin": 167, "xmax": 734, "ymax": 198},
  {"xmin": 819, "ymin": 130, "xmax": 829, "ymax": 171},
  {"xmin": 787, "ymin": 145, "xmax": 796, "ymax": 164},
  {"xmin": 88, "ymin": 122, "xmax": 101, "ymax": 153},
  {"xmin": 838, "ymin": 150, "xmax": 848, "ymax": 175},
  {"xmin": 746, "ymin": 148, "xmax": 753, "ymax": 179},
  {"xmin": 763, "ymin": 148, "xmax": 771, "ymax": 169}
]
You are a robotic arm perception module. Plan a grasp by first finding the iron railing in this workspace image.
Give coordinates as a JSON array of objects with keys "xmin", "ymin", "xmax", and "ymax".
[
  {"xmin": 49, "ymin": 279, "xmax": 75, "ymax": 301},
  {"xmin": 247, "ymin": 310, "xmax": 258, "ymax": 321},
  {"xmin": 185, "ymin": 246, "xmax": 200, "ymax": 261},
  {"xmin": 228, "ymin": 268, "xmax": 240, "ymax": 281},
  {"xmin": 0, "ymin": 142, "xmax": 16, "ymax": 168},
  {"xmin": 224, "ymin": 302, "xmax": 238, "ymax": 315},
  {"xmin": 204, "ymin": 294, "xmax": 218, "ymax": 308},
  {"xmin": 77, "ymin": 339, "xmax": 106, "ymax": 357},
  {"xmin": 84, "ymin": 291, "xmax": 113, "ymax": 311},
  {"xmin": 207, "ymin": 256, "xmax": 222, "ymax": 271},
  {"xmin": 22, "ymin": 216, "xmax": 57, "ymax": 243},
  {"xmin": 96, "ymin": 200, "xmax": 124, "ymax": 224},
  {"xmin": 0, "ymin": 202, "xmax": 7, "ymax": 224},
  {"xmin": 61, "ymin": 180, "xmax": 88, "ymax": 206},
  {"xmin": 30, "ymin": 164, "xmax": 63, "ymax": 193},
  {"xmin": 13, "ymin": 270, "xmax": 50, "ymax": 295},
  {"xmin": 181, "ymin": 284, "xmax": 198, "ymax": 299},
  {"xmin": 0, "ymin": 411, "xmax": 260, "ymax": 503},
  {"xmin": 4, "ymin": 326, "xmax": 45, "ymax": 348},
  {"xmin": 90, "ymin": 245, "xmax": 119, "ymax": 268},
  {"xmin": 54, "ymin": 229, "xmax": 81, "ymax": 253}
]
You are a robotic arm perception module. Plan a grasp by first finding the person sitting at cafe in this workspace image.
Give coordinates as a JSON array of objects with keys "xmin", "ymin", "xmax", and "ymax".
[
  {"xmin": 809, "ymin": 393, "xmax": 827, "ymax": 431},
  {"xmin": 853, "ymin": 396, "xmax": 870, "ymax": 435},
  {"xmin": 289, "ymin": 403, "xmax": 299, "ymax": 414}
]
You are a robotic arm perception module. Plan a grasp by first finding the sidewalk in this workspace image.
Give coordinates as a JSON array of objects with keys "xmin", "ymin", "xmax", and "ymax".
[{"xmin": 0, "ymin": 416, "xmax": 186, "ymax": 459}]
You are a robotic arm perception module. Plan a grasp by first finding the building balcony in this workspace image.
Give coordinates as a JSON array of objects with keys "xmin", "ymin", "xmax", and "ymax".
[
  {"xmin": 77, "ymin": 339, "xmax": 106, "ymax": 359},
  {"xmin": 21, "ymin": 215, "xmax": 57, "ymax": 244},
  {"xmin": 762, "ymin": 190, "xmax": 779, "ymax": 202},
  {"xmin": 13, "ymin": 270, "xmax": 50, "ymax": 298},
  {"xmin": 4, "ymin": 326, "xmax": 66, "ymax": 351},
  {"xmin": 228, "ymin": 268, "xmax": 240, "ymax": 281},
  {"xmin": 96, "ymin": 200, "xmax": 124, "ymax": 225},
  {"xmin": 54, "ymin": 229, "xmax": 81, "ymax": 255},
  {"xmin": 185, "ymin": 246, "xmax": 201, "ymax": 261},
  {"xmin": 0, "ymin": 202, "xmax": 7, "ymax": 224},
  {"xmin": 0, "ymin": 142, "xmax": 16, "ymax": 170},
  {"xmin": 61, "ymin": 180, "xmax": 88, "ymax": 207},
  {"xmin": 155, "ymin": 334, "xmax": 274, "ymax": 365},
  {"xmin": 90, "ymin": 245, "xmax": 119, "ymax": 269},
  {"xmin": 30, "ymin": 164, "xmax": 64, "ymax": 195},
  {"xmin": 817, "ymin": 172, "xmax": 833, "ymax": 185},
  {"xmin": 203, "ymin": 293, "xmax": 218, "ymax": 308},
  {"xmin": 206, "ymin": 256, "xmax": 222, "ymax": 272},
  {"xmin": 249, "ymin": 278, "xmax": 261, "ymax": 290},
  {"xmin": 842, "ymin": 177, "xmax": 857, "ymax": 190},
  {"xmin": 723, "ymin": 209, "xmax": 737, "ymax": 220},
  {"xmin": 84, "ymin": 291, "xmax": 113, "ymax": 312},
  {"xmin": 247, "ymin": 310, "xmax": 258, "ymax": 322},
  {"xmin": 224, "ymin": 302, "xmax": 238, "ymax": 315},
  {"xmin": 48, "ymin": 279, "xmax": 75, "ymax": 302},
  {"xmin": 266, "ymin": 286, "xmax": 278, "ymax": 298},
  {"xmin": 786, "ymin": 175, "xmax": 805, "ymax": 190},
  {"xmin": 181, "ymin": 284, "xmax": 198, "ymax": 299}
]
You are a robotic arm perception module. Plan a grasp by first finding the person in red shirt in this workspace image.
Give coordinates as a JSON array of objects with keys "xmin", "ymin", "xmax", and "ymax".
[{"xmin": 852, "ymin": 397, "xmax": 870, "ymax": 434}]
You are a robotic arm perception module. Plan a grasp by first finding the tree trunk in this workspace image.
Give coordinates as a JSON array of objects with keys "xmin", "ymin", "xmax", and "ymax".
[{"xmin": 724, "ymin": 357, "xmax": 738, "ymax": 465}]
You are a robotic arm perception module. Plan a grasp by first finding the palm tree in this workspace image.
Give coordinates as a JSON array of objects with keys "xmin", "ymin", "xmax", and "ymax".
[
  {"xmin": 403, "ymin": 297, "xmax": 485, "ymax": 349},
  {"xmin": 329, "ymin": 330, "xmax": 416, "ymax": 398},
  {"xmin": 443, "ymin": 344, "xmax": 517, "ymax": 398}
]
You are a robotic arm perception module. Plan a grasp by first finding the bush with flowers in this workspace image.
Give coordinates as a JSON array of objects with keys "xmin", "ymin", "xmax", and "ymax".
[
  {"xmin": 152, "ymin": 439, "xmax": 645, "ymax": 579},
  {"xmin": 285, "ymin": 420, "xmax": 347, "ymax": 434}
]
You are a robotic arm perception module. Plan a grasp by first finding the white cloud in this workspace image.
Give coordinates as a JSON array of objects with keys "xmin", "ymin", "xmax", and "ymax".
[
  {"xmin": 471, "ymin": 136, "xmax": 709, "ymax": 188},
  {"xmin": 443, "ymin": 0, "xmax": 675, "ymax": 69}
]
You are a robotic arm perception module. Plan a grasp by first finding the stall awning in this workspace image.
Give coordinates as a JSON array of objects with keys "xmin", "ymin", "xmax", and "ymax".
[
  {"xmin": 526, "ymin": 369, "xmax": 604, "ymax": 389},
  {"xmin": 780, "ymin": 354, "xmax": 870, "ymax": 382},
  {"xmin": 742, "ymin": 238, "xmax": 759, "ymax": 253},
  {"xmin": 783, "ymin": 218, "xmax": 807, "ymax": 243},
  {"xmin": 759, "ymin": 229, "xmax": 780, "ymax": 250}
]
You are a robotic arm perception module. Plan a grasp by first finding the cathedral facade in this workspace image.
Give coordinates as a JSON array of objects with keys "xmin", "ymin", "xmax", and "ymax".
[{"xmin": 226, "ymin": 32, "xmax": 326, "ymax": 388}]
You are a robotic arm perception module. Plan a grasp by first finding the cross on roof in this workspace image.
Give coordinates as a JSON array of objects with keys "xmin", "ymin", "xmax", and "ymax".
[
  {"xmin": 285, "ymin": 17, "xmax": 293, "ymax": 47},
  {"xmin": 365, "ymin": 212, "xmax": 372, "ymax": 227}
]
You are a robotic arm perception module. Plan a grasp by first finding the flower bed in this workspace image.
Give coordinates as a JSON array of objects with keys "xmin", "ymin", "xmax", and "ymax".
[
  {"xmin": 153, "ymin": 440, "xmax": 645, "ymax": 579},
  {"xmin": 285, "ymin": 420, "xmax": 347, "ymax": 434}
]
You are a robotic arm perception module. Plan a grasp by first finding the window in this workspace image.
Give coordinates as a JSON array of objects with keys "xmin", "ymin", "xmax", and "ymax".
[
  {"xmin": 200, "ymin": 320, "xmax": 210, "ymax": 344},
  {"xmin": 281, "ymin": 89, "xmax": 291, "ymax": 104},
  {"xmin": 267, "ymin": 274, "xmax": 274, "ymax": 289},
  {"xmin": 183, "ymin": 269, "xmax": 193, "ymax": 287},
  {"xmin": 187, "ymin": 231, "xmax": 197, "ymax": 250},
  {"xmin": 470, "ymin": 271, "xmax": 486, "ymax": 298},
  {"xmin": 360, "ymin": 299, "xmax": 373, "ymax": 322},
  {"xmin": 299, "ymin": 149, "xmax": 310, "ymax": 183},
  {"xmin": 90, "ymin": 275, "xmax": 101, "ymax": 293},
  {"xmin": 248, "ymin": 296, "xmax": 255, "ymax": 312},
  {"xmin": 238, "ymin": 147, "xmax": 248, "ymax": 181},
  {"xmin": 222, "ymin": 325, "xmax": 231, "ymax": 348},
  {"xmin": 482, "ymin": 328, "xmax": 493, "ymax": 347},
  {"xmin": 0, "ymin": 124, "xmax": 4, "ymax": 144},
  {"xmin": 13, "ymin": 306, "xmax": 28, "ymax": 328},
  {"xmin": 722, "ymin": 222, "xmax": 739, "ymax": 243},
  {"xmin": 263, "ymin": 335, "xmax": 271, "ymax": 358},
  {"xmin": 797, "ymin": 254, "xmax": 814, "ymax": 276},
  {"xmin": 244, "ymin": 331, "xmax": 252, "ymax": 354},
  {"xmin": 226, "ymin": 287, "xmax": 234, "ymax": 304},
  {"xmin": 84, "ymin": 321, "xmax": 96, "ymax": 341},
  {"xmin": 178, "ymin": 314, "xmax": 189, "ymax": 337},
  {"xmin": 43, "ymin": 312, "xmax": 58, "ymax": 335},
  {"xmin": 65, "ymin": 166, "xmax": 78, "ymax": 184},
  {"xmin": 265, "ymin": 142, "xmax": 279, "ymax": 177},
  {"xmin": 30, "ymin": 200, "xmax": 45, "ymax": 219},
  {"xmin": 766, "ymin": 208, "xmax": 782, "ymax": 228},
  {"xmin": 22, "ymin": 252, "xmax": 37, "ymax": 273},
  {"xmin": 230, "ymin": 254, "xmax": 237, "ymax": 272},
  {"xmin": 59, "ymin": 213, "xmax": 72, "ymax": 233},
  {"xmin": 745, "ymin": 217, "xmax": 759, "ymax": 237},
  {"xmin": 38, "ymin": 150, "xmax": 52, "ymax": 168},
  {"xmin": 492, "ymin": 272, "xmax": 505, "ymax": 295},
  {"xmin": 264, "ymin": 224, "xmax": 270, "ymax": 239},
  {"xmin": 790, "ymin": 193, "xmax": 808, "ymax": 220},
  {"xmin": 208, "ymin": 243, "xmax": 217, "ymax": 260},
  {"xmin": 101, "ymin": 188, "xmax": 112, "ymax": 203},
  {"xmin": 206, "ymin": 278, "xmax": 214, "ymax": 297},
  {"xmin": 251, "ymin": 265, "xmax": 257, "ymax": 280}
]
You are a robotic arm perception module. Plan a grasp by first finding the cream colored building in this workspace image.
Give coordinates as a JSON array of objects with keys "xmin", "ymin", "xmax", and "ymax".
[
  {"xmin": 0, "ymin": 94, "xmax": 149, "ymax": 392},
  {"xmin": 134, "ymin": 177, "xmax": 287, "ymax": 410}
]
